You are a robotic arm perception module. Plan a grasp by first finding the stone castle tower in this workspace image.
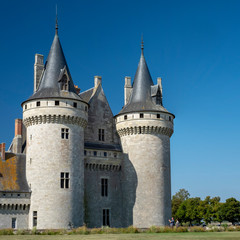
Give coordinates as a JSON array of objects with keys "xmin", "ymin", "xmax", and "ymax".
[
  {"xmin": 115, "ymin": 42, "xmax": 174, "ymax": 227},
  {"xmin": 21, "ymin": 25, "xmax": 88, "ymax": 229}
]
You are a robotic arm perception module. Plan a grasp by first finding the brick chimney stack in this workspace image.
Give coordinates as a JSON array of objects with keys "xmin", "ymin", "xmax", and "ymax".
[
  {"xmin": 13, "ymin": 119, "xmax": 23, "ymax": 154},
  {"xmin": 0, "ymin": 143, "xmax": 5, "ymax": 161},
  {"xmin": 15, "ymin": 119, "xmax": 22, "ymax": 136}
]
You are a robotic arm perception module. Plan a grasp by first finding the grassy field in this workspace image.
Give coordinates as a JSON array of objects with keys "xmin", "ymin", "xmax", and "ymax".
[{"xmin": 1, "ymin": 232, "xmax": 240, "ymax": 240}]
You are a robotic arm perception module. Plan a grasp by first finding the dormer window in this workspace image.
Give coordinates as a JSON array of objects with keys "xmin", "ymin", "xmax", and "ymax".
[
  {"xmin": 58, "ymin": 66, "xmax": 70, "ymax": 91},
  {"xmin": 156, "ymin": 90, "xmax": 162, "ymax": 105},
  {"xmin": 60, "ymin": 75, "xmax": 69, "ymax": 91}
]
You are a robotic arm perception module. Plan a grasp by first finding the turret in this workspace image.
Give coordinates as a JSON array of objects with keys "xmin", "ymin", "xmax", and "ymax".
[
  {"xmin": 21, "ymin": 22, "xmax": 88, "ymax": 229},
  {"xmin": 115, "ymin": 41, "xmax": 174, "ymax": 227}
]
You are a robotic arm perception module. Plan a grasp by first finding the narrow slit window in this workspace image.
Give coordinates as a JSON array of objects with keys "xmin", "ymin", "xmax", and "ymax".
[
  {"xmin": 157, "ymin": 114, "xmax": 160, "ymax": 119},
  {"xmin": 98, "ymin": 129, "xmax": 105, "ymax": 141},
  {"xmin": 73, "ymin": 102, "xmax": 77, "ymax": 108},
  {"xmin": 36, "ymin": 101, "xmax": 40, "ymax": 107},
  {"xmin": 124, "ymin": 115, "xmax": 127, "ymax": 120},
  {"xmin": 55, "ymin": 100, "xmax": 59, "ymax": 106},
  {"xmin": 101, "ymin": 178, "xmax": 108, "ymax": 197},
  {"xmin": 33, "ymin": 211, "xmax": 37, "ymax": 227},
  {"xmin": 103, "ymin": 209, "xmax": 110, "ymax": 226}
]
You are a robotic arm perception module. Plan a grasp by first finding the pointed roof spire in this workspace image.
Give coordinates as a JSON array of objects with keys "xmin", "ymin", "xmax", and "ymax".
[
  {"xmin": 141, "ymin": 34, "xmax": 144, "ymax": 54},
  {"xmin": 55, "ymin": 5, "xmax": 58, "ymax": 35},
  {"xmin": 24, "ymin": 18, "xmax": 83, "ymax": 103},
  {"xmin": 118, "ymin": 40, "xmax": 169, "ymax": 115}
]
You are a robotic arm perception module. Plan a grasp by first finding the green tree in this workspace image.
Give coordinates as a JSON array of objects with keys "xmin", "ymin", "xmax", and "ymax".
[
  {"xmin": 176, "ymin": 197, "xmax": 201, "ymax": 225},
  {"xmin": 199, "ymin": 196, "xmax": 221, "ymax": 224},
  {"xmin": 172, "ymin": 189, "xmax": 190, "ymax": 219},
  {"xmin": 221, "ymin": 198, "xmax": 240, "ymax": 224}
]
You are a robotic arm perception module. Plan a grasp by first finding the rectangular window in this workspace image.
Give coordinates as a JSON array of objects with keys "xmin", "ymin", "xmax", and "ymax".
[
  {"xmin": 61, "ymin": 128, "xmax": 69, "ymax": 139},
  {"xmin": 157, "ymin": 114, "xmax": 160, "ymax": 119},
  {"xmin": 33, "ymin": 211, "xmax": 37, "ymax": 227},
  {"xmin": 124, "ymin": 115, "xmax": 127, "ymax": 120},
  {"xmin": 98, "ymin": 129, "xmax": 105, "ymax": 141},
  {"xmin": 25, "ymin": 105, "xmax": 27, "ymax": 110},
  {"xmin": 140, "ymin": 113, "xmax": 144, "ymax": 118},
  {"xmin": 104, "ymin": 152, "xmax": 107, "ymax": 157},
  {"xmin": 73, "ymin": 102, "xmax": 77, "ymax": 108},
  {"xmin": 12, "ymin": 218, "xmax": 16, "ymax": 229},
  {"xmin": 60, "ymin": 172, "xmax": 70, "ymax": 189},
  {"xmin": 36, "ymin": 101, "xmax": 40, "ymax": 107},
  {"xmin": 55, "ymin": 100, "xmax": 59, "ymax": 106},
  {"xmin": 102, "ymin": 209, "xmax": 110, "ymax": 226},
  {"xmin": 101, "ymin": 178, "xmax": 108, "ymax": 197}
]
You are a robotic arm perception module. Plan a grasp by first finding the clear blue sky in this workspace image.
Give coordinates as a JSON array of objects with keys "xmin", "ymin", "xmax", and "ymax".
[{"xmin": 1, "ymin": 0, "xmax": 240, "ymax": 201}]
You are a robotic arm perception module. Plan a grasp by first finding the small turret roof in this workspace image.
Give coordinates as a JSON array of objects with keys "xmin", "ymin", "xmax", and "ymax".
[
  {"xmin": 118, "ymin": 44, "xmax": 170, "ymax": 115},
  {"xmin": 24, "ymin": 27, "xmax": 82, "ymax": 103}
]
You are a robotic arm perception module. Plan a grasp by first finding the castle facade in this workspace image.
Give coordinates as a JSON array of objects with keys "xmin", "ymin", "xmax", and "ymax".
[{"xmin": 0, "ymin": 24, "xmax": 174, "ymax": 229}]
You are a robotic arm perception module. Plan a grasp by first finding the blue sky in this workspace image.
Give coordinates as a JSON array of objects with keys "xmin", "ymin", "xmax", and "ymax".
[{"xmin": 1, "ymin": 0, "xmax": 240, "ymax": 201}]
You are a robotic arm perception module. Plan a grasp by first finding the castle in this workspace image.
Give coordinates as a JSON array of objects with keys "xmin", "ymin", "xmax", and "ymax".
[{"xmin": 0, "ymin": 22, "xmax": 174, "ymax": 229}]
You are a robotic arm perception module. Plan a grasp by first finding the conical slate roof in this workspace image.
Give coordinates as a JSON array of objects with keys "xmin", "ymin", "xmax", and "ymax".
[
  {"xmin": 118, "ymin": 46, "xmax": 169, "ymax": 115},
  {"xmin": 24, "ymin": 30, "xmax": 82, "ymax": 102}
]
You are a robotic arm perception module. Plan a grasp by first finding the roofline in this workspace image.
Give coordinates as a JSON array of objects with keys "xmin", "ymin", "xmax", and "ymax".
[
  {"xmin": 21, "ymin": 96, "xmax": 89, "ymax": 107},
  {"xmin": 114, "ymin": 109, "xmax": 175, "ymax": 119}
]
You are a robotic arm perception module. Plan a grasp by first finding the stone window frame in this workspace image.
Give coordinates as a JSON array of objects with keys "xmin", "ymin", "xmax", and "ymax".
[
  {"xmin": 33, "ymin": 211, "xmax": 37, "ymax": 227},
  {"xmin": 60, "ymin": 172, "xmax": 70, "ymax": 189},
  {"xmin": 61, "ymin": 128, "xmax": 69, "ymax": 139},
  {"xmin": 12, "ymin": 218, "xmax": 17, "ymax": 229}
]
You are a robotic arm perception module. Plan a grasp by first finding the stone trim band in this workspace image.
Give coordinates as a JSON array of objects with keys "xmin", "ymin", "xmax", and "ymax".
[
  {"xmin": 23, "ymin": 114, "xmax": 87, "ymax": 128},
  {"xmin": 85, "ymin": 163, "xmax": 121, "ymax": 171},
  {"xmin": 117, "ymin": 125, "xmax": 173, "ymax": 137}
]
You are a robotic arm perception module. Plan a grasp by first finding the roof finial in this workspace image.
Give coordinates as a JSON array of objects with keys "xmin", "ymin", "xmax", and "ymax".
[
  {"xmin": 141, "ymin": 34, "xmax": 144, "ymax": 55},
  {"xmin": 55, "ymin": 5, "xmax": 58, "ymax": 35}
]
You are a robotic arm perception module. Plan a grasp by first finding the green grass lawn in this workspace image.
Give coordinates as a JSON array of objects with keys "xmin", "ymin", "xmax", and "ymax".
[{"xmin": 1, "ymin": 232, "xmax": 240, "ymax": 240}]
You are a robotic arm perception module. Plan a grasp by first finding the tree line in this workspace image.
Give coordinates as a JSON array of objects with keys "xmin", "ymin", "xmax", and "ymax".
[{"xmin": 172, "ymin": 189, "xmax": 240, "ymax": 225}]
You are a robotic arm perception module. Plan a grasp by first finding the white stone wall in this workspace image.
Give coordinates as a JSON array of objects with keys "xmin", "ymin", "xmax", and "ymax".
[
  {"xmin": 116, "ymin": 113, "xmax": 174, "ymax": 227},
  {"xmin": 23, "ymin": 98, "xmax": 87, "ymax": 229},
  {"xmin": 0, "ymin": 212, "xmax": 29, "ymax": 229}
]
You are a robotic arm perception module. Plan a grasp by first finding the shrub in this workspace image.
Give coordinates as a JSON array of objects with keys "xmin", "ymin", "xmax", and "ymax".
[
  {"xmin": 189, "ymin": 226, "xmax": 205, "ymax": 232},
  {"xmin": 0, "ymin": 229, "xmax": 14, "ymax": 235}
]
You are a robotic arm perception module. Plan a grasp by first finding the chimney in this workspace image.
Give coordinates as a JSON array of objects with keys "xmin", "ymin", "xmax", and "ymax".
[
  {"xmin": 13, "ymin": 119, "xmax": 23, "ymax": 154},
  {"xmin": 34, "ymin": 54, "xmax": 44, "ymax": 93},
  {"xmin": 94, "ymin": 76, "xmax": 102, "ymax": 88},
  {"xmin": 0, "ymin": 143, "xmax": 5, "ymax": 161},
  {"xmin": 157, "ymin": 77, "xmax": 163, "ymax": 96},
  {"xmin": 124, "ymin": 76, "xmax": 132, "ymax": 105},
  {"xmin": 15, "ymin": 119, "xmax": 22, "ymax": 136}
]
